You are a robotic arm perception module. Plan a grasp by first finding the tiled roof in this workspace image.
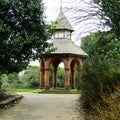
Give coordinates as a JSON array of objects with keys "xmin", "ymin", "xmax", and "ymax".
[
  {"xmin": 55, "ymin": 10, "xmax": 74, "ymax": 31},
  {"xmin": 47, "ymin": 10, "xmax": 88, "ymax": 57},
  {"xmin": 51, "ymin": 39, "xmax": 88, "ymax": 57}
]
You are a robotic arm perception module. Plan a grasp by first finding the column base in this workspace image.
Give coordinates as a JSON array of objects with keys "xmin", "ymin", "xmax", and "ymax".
[
  {"xmin": 65, "ymin": 86, "xmax": 71, "ymax": 90},
  {"xmin": 45, "ymin": 86, "xmax": 50, "ymax": 90},
  {"xmin": 39, "ymin": 86, "xmax": 44, "ymax": 89}
]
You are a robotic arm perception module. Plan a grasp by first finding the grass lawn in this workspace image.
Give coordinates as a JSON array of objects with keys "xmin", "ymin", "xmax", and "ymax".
[
  {"xmin": 8, "ymin": 88, "xmax": 80, "ymax": 94},
  {"xmin": 8, "ymin": 89, "xmax": 33, "ymax": 93},
  {"xmin": 33, "ymin": 88, "xmax": 80, "ymax": 94}
]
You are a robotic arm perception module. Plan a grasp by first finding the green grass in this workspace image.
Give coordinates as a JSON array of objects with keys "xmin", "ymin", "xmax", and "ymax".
[
  {"xmin": 33, "ymin": 89, "xmax": 80, "ymax": 94},
  {"xmin": 8, "ymin": 89, "xmax": 33, "ymax": 92},
  {"xmin": 8, "ymin": 88, "xmax": 80, "ymax": 94}
]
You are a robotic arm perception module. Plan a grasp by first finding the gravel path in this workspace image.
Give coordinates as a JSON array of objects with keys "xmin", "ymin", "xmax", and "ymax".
[{"xmin": 0, "ymin": 93, "xmax": 84, "ymax": 120}]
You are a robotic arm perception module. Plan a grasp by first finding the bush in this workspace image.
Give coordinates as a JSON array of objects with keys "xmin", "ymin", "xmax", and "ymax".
[
  {"xmin": 0, "ymin": 74, "xmax": 11, "ymax": 96},
  {"xmin": 81, "ymin": 59, "xmax": 120, "ymax": 120},
  {"xmin": 21, "ymin": 66, "xmax": 40, "ymax": 88}
]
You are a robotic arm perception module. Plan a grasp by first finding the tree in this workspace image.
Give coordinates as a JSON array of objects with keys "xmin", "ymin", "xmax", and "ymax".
[
  {"xmin": 0, "ymin": 0, "xmax": 54, "ymax": 74},
  {"xmin": 81, "ymin": 31, "xmax": 120, "ymax": 120},
  {"xmin": 94, "ymin": 0, "xmax": 120, "ymax": 39},
  {"xmin": 64, "ymin": 0, "xmax": 120, "ymax": 41},
  {"xmin": 21, "ymin": 66, "xmax": 39, "ymax": 88},
  {"xmin": 81, "ymin": 31, "xmax": 120, "ymax": 65},
  {"xmin": 0, "ymin": 74, "xmax": 10, "ymax": 96}
]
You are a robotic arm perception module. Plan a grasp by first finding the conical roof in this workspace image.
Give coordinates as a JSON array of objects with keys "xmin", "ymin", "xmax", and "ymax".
[
  {"xmin": 55, "ymin": 10, "xmax": 74, "ymax": 31},
  {"xmin": 49, "ymin": 10, "xmax": 88, "ymax": 57},
  {"xmin": 52, "ymin": 39, "xmax": 88, "ymax": 57}
]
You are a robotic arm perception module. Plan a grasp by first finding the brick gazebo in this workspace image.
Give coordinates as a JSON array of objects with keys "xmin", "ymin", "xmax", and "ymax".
[{"xmin": 40, "ymin": 10, "xmax": 87, "ymax": 89}]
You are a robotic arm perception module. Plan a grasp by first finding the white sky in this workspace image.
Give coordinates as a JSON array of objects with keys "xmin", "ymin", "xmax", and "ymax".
[
  {"xmin": 30, "ymin": 0, "xmax": 104, "ymax": 66},
  {"xmin": 30, "ymin": 0, "xmax": 90, "ymax": 66},
  {"xmin": 43, "ymin": 0, "xmax": 60, "ymax": 21},
  {"xmin": 43, "ymin": 0, "xmax": 82, "ymax": 45},
  {"xmin": 43, "ymin": 0, "xmax": 102, "ymax": 42}
]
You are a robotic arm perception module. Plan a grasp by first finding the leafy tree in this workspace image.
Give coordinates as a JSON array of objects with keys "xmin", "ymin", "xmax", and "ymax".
[
  {"xmin": 57, "ymin": 67, "xmax": 65, "ymax": 88},
  {"xmin": 81, "ymin": 31, "xmax": 120, "ymax": 65},
  {"xmin": 81, "ymin": 31, "xmax": 120, "ymax": 120},
  {"xmin": 21, "ymin": 66, "xmax": 40, "ymax": 88},
  {"xmin": 64, "ymin": 0, "xmax": 120, "ymax": 41},
  {"xmin": 8, "ymin": 72, "xmax": 19, "ymax": 83},
  {"xmin": 0, "ymin": 0, "xmax": 54, "ymax": 74},
  {"xmin": 49, "ymin": 65, "xmax": 65, "ymax": 88},
  {"xmin": 94, "ymin": 0, "xmax": 120, "ymax": 38},
  {"xmin": 0, "ymin": 74, "xmax": 10, "ymax": 95}
]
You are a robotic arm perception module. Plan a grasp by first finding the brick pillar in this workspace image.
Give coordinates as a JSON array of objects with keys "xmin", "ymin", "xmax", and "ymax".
[
  {"xmin": 40, "ymin": 68, "xmax": 44, "ymax": 88},
  {"xmin": 45, "ymin": 68, "xmax": 50, "ymax": 89},
  {"xmin": 40, "ymin": 60, "xmax": 44, "ymax": 88},
  {"xmin": 44, "ymin": 59, "xmax": 50, "ymax": 89},
  {"xmin": 65, "ymin": 68, "xmax": 70, "ymax": 89}
]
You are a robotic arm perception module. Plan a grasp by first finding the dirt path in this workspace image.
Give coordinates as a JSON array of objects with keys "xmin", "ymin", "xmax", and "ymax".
[{"xmin": 0, "ymin": 93, "xmax": 84, "ymax": 120}]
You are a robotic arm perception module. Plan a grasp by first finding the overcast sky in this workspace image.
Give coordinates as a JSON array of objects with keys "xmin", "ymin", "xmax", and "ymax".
[
  {"xmin": 30, "ymin": 0, "xmax": 104, "ymax": 66},
  {"xmin": 43, "ymin": 0, "xmax": 60, "ymax": 21},
  {"xmin": 43, "ymin": 0, "xmax": 82, "ymax": 45},
  {"xmin": 42, "ymin": 0, "xmax": 103, "ymax": 44}
]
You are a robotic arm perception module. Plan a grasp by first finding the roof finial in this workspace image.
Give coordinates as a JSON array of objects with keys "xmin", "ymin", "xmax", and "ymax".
[{"xmin": 60, "ymin": 0, "xmax": 63, "ymax": 12}]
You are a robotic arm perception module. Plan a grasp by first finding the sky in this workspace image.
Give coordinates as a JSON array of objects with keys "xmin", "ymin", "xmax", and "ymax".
[
  {"xmin": 43, "ymin": 0, "xmax": 83, "ymax": 45},
  {"xmin": 30, "ymin": 0, "xmax": 91, "ymax": 66},
  {"xmin": 30, "ymin": 0, "xmax": 61, "ymax": 66},
  {"xmin": 30, "ymin": 0, "xmax": 103, "ymax": 66},
  {"xmin": 43, "ymin": 0, "xmax": 104, "ymax": 43},
  {"xmin": 43, "ymin": 0, "xmax": 60, "ymax": 21}
]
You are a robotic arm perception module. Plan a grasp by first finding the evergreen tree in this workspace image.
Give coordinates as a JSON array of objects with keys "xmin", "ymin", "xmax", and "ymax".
[{"xmin": 0, "ymin": 0, "xmax": 54, "ymax": 74}]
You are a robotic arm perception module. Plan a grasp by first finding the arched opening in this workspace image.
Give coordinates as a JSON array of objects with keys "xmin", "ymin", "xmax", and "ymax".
[
  {"xmin": 49, "ymin": 59, "xmax": 65, "ymax": 89},
  {"xmin": 40, "ymin": 57, "xmax": 83, "ymax": 90},
  {"xmin": 57, "ymin": 62, "xmax": 65, "ymax": 88},
  {"xmin": 70, "ymin": 58, "xmax": 82, "ymax": 89}
]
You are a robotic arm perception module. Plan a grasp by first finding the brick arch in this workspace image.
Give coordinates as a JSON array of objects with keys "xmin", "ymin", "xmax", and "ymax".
[
  {"xmin": 49, "ymin": 58, "xmax": 65, "ymax": 88},
  {"xmin": 40, "ymin": 55, "xmax": 83, "ymax": 89},
  {"xmin": 70, "ymin": 58, "xmax": 82, "ymax": 89}
]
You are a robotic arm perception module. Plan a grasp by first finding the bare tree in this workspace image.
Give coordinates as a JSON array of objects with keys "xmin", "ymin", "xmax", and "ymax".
[{"xmin": 62, "ymin": 0, "xmax": 109, "ymax": 44}]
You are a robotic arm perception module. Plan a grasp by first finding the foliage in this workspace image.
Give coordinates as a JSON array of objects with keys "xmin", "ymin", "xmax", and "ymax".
[
  {"xmin": 49, "ymin": 65, "xmax": 65, "ymax": 88},
  {"xmin": 8, "ymin": 72, "xmax": 19, "ymax": 83},
  {"xmin": 0, "ymin": 74, "xmax": 10, "ymax": 96},
  {"xmin": 20, "ymin": 66, "xmax": 40, "ymax": 88},
  {"xmin": 81, "ymin": 31, "xmax": 120, "ymax": 64},
  {"xmin": 94, "ymin": 0, "xmax": 120, "ymax": 39},
  {"xmin": 81, "ymin": 31, "xmax": 120, "ymax": 120},
  {"xmin": 0, "ymin": 0, "xmax": 55, "ymax": 74},
  {"xmin": 57, "ymin": 67, "xmax": 65, "ymax": 88}
]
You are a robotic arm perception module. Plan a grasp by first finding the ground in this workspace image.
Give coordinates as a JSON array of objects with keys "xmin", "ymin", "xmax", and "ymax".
[{"xmin": 0, "ymin": 93, "xmax": 84, "ymax": 120}]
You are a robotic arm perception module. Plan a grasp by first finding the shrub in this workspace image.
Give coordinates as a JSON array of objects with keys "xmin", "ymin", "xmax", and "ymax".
[
  {"xmin": 0, "ymin": 74, "xmax": 11, "ymax": 96},
  {"xmin": 81, "ymin": 59, "xmax": 120, "ymax": 120}
]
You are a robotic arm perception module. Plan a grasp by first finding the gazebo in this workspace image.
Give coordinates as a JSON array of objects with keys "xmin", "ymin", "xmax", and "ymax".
[{"xmin": 39, "ymin": 10, "xmax": 87, "ymax": 89}]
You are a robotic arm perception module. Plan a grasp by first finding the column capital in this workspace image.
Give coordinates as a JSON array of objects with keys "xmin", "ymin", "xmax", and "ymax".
[
  {"xmin": 65, "ymin": 68, "xmax": 70, "ymax": 71},
  {"xmin": 44, "ymin": 68, "xmax": 50, "ymax": 71},
  {"xmin": 40, "ymin": 69, "xmax": 44, "ymax": 71}
]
